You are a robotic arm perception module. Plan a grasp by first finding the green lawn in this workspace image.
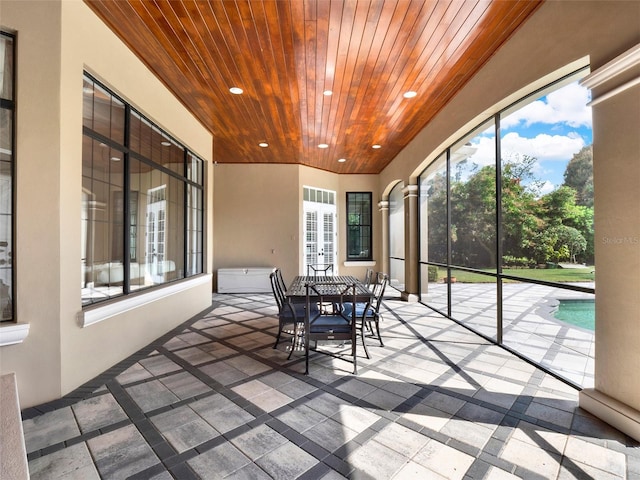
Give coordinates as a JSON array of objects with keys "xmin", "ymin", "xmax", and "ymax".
[{"xmin": 435, "ymin": 266, "xmax": 595, "ymax": 283}]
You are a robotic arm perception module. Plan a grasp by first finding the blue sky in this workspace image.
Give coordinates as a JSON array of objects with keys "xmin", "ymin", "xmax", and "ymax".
[{"xmin": 467, "ymin": 80, "xmax": 593, "ymax": 195}]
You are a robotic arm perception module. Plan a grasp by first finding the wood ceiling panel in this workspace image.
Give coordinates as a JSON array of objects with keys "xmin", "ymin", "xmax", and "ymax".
[{"xmin": 84, "ymin": 0, "xmax": 543, "ymax": 174}]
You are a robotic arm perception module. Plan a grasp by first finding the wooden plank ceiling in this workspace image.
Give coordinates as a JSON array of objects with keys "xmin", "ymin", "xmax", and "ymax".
[{"xmin": 85, "ymin": 0, "xmax": 542, "ymax": 174}]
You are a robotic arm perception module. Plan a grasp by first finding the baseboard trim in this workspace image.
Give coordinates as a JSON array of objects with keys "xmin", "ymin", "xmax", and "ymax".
[{"xmin": 579, "ymin": 388, "xmax": 640, "ymax": 442}]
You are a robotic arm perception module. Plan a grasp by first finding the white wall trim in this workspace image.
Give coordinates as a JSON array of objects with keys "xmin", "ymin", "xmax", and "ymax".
[
  {"xmin": 343, "ymin": 261, "xmax": 376, "ymax": 267},
  {"xmin": 0, "ymin": 323, "xmax": 30, "ymax": 347},
  {"xmin": 402, "ymin": 184, "xmax": 419, "ymax": 198},
  {"xmin": 80, "ymin": 274, "xmax": 212, "ymax": 327},
  {"xmin": 579, "ymin": 388, "xmax": 640, "ymax": 442},
  {"xmin": 582, "ymin": 43, "xmax": 640, "ymax": 106}
]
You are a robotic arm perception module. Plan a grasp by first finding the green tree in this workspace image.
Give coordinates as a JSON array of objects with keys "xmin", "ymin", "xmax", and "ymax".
[
  {"xmin": 424, "ymin": 171, "xmax": 448, "ymax": 263},
  {"xmin": 501, "ymin": 156, "xmax": 543, "ymax": 261},
  {"xmin": 555, "ymin": 225, "xmax": 587, "ymax": 263},
  {"xmin": 563, "ymin": 145, "xmax": 593, "ymax": 207},
  {"xmin": 450, "ymin": 164, "xmax": 497, "ymax": 267},
  {"xmin": 540, "ymin": 183, "xmax": 594, "ymax": 264}
]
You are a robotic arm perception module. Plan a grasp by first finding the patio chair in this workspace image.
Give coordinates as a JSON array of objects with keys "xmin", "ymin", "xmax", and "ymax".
[
  {"xmin": 274, "ymin": 267, "xmax": 288, "ymax": 293},
  {"xmin": 307, "ymin": 263, "xmax": 333, "ymax": 277},
  {"xmin": 303, "ymin": 281, "xmax": 358, "ymax": 375},
  {"xmin": 344, "ymin": 272, "xmax": 388, "ymax": 359},
  {"xmin": 270, "ymin": 270, "xmax": 315, "ymax": 350},
  {"xmin": 363, "ymin": 267, "xmax": 374, "ymax": 288}
]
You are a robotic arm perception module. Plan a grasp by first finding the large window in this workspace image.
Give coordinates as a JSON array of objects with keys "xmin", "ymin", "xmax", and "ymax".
[
  {"xmin": 82, "ymin": 74, "xmax": 204, "ymax": 306},
  {"xmin": 0, "ymin": 32, "xmax": 14, "ymax": 322},
  {"xmin": 418, "ymin": 68, "xmax": 595, "ymax": 388},
  {"xmin": 346, "ymin": 192, "xmax": 372, "ymax": 261}
]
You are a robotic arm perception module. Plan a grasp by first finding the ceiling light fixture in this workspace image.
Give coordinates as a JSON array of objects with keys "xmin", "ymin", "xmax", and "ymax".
[
  {"xmin": 258, "ymin": 142, "xmax": 269, "ymax": 148},
  {"xmin": 229, "ymin": 87, "xmax": 243, "ymax": 94},
  {"xmin": 160, "ymin": 141, "xmax": 171, "ymax": 146},
  {"xmin": 323, "ymin": 90, "xmax": 333, "ymax": 96},
  {"xmin": 110, "ymin": 156, "xmax": 121, "ymax": 162},
  {"xmin": 338, "ymin": 158, "xmax": 346, "ymax": 163},
  {"xmin": 372, "ymin": 144, "xmax": 382, "ymax": 149},
  {"xmin": 318, "ymin": 143, "xmax": 329, "ymax": 149},
  {"xmin": 403, "ymin": 91, "xmax": 417, "ymax": 98}
]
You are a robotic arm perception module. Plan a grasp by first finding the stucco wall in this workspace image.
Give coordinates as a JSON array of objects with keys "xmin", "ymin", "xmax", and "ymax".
[
  {"xmin": 0, "ymin": 0, "xmax": 214, "ymax": 408},
  {"xmin": 212, "ymin": 163, "xmax": 380, "ymax": 285},
  {"xmin": 591, "ymin": 72, "xmax": 640, "ymax": 410}
]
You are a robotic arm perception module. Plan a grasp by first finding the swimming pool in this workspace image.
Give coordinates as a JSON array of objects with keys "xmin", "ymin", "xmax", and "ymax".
[{"xmin": 554, "ymin": 299, "xmax": 595, "ymax": 331}]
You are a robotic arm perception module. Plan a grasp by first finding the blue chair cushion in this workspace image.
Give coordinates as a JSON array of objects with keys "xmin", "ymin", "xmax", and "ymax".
[
  {"xmin": 342, "ymin": 302, "xmax": 374, "ymax": 319},
  {"xmin": 309, "ymin": 315, "xmax": 351, "ymax": 333},
  {"xmin": 280, "ymin": 302, "xmax": 318, "ymax": 320}
]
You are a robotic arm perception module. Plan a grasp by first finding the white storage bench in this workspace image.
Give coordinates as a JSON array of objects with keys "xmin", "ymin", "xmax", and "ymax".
[{"xmin": 217, "ymin": 268, "xmax": 274, "ymax": 293}]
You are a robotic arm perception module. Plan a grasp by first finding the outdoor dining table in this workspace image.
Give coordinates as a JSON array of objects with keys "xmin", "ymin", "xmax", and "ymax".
[{"xmin": 285, "ymin": 275, "xmax": 374, "ymax": 303}]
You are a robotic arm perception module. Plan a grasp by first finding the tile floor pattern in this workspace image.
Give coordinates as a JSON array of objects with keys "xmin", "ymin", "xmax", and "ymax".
[{"xmin": 22, "ymin": 293, "xmax": 639, "ymax": 479}]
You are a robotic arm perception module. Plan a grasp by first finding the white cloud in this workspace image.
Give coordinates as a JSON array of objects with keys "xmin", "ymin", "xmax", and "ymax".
[
  {"xmin": 501, "ymin": 81, "xmax": 592, "ymax": 129},
  {"xmin": 500, "ymin": 131, "xmax": 585, "ymax": 162},
  {"xmin": 466, "ymin": 131, "xmax": 585, "ymax": 167},
  {"xmin": 538, "ymin": 180, "xmax": 556, "ymax": 196}
]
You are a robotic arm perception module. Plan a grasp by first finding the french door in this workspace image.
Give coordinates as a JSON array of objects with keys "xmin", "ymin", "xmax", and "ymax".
[{"xmin": 303, "ymin": 187, "xmax": 337, "ymax": 275}]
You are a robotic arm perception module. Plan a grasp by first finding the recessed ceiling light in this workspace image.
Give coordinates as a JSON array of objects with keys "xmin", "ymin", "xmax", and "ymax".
[
  {"xmin": 229, "ymin": 87, "xmax": 243, "ymax": 94},
  {"xmin": 258, "ymin": 142, "xmax": 269, "ymax": 148},
  {"xmin": 318, "ymin": 143, "xmax": 329, "ymax": 149},
  {"xmin": 372, "ymin": 144, "xmax": 382, "ymax": 149},
  {"xmin": 338, "ymin": 158, "xmax": 346, "ymax": 163},
  {"xmin": 323, "ymin": 90, "xmax": 333, "ymax": 96},
  {"xmin": 160, "ymin": 141, "xmax": 171, "ymax": 147},
  {"xmin": 403, "ymin": 91, "xmax": 417, "ymax": 98}
]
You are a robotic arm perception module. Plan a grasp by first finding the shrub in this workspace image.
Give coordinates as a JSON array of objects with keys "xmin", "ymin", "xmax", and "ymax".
[
  {"xmin": 428, "ymin": 265, "xmax": 439, "ymax": 282},
  {"xmin": 503, "ymin": 255, "xmax": 534, "ymax": 268}
]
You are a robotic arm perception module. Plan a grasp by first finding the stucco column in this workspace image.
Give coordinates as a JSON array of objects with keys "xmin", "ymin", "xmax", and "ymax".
[
  {"xmin": 402, "ymin": 184, "xmax": 419, "ymax": 302},
  {"xmin": 578, "ymin": 44, "xmax": 640, "ymax": 442},
  {"xmin": 378, "ymin": 200, "xmax": 390, "ymax": 277}
]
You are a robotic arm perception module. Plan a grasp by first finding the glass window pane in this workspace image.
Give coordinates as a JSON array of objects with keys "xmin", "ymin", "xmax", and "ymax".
[
  {"xmin": 187, "ymin": 152, "xmax": 203, "ymax": 184},
  {"xmin": 389, "ymin": 183, "xmax": 404, "ymax": 289},
  {"xmin": 110, "ymin": 96, "xmax": 125, "ymax": 145},
  {"xmin": 1, "ymin": 108, "xmax": 12, "ymax": 159},
  {"xmin": 0, "ymin": 160, "xmax": 11, "ymax": 215},
  {"xmin": 0, "ymin": 34, "xmax": 14, "ymax": 101},
  {"xmin": 420, "ymin": 264, "xmax": 447, "ymax": 313},
  {"xmin": 450, "ymin": 120, "xmax": 497, "ymax": 270},
  {"xmin": 501, "ymin": 79, "xmax": 593, "ymax": 275},
  {"xmin": 420, "ymin": 153, "xmax": 447, "ymax": 265},
  {"xmin": 82, "ymin": 78, "xmax": 94, "ymax": 129},
  {"xmin": 0, "ymin": 268, "xmax": 12, "ymax": 320},
  {"xmin": 450, "ymin": 269, "xmax": 497, "ymax": 341},
  {"xmin": 503, "ymin": 280, "xmax": 594, "ymax": 387},
  {"xmin": 1, "ymin": 33, "xmax": 13, "ymax": 321},
  {"xmin": 130, "ymin": 163, "xmax": 181, "ymax": 289},
  {"xmin": 346, "ymin": 192, "xmax": 372, "ymax": 260},
  {"xmin": 82, "ymin": 81, "xmax": 126, "ymax": 304},
  {"xmin": 92, "ymin": 84, "xmax": 113, "ymax": 139}
]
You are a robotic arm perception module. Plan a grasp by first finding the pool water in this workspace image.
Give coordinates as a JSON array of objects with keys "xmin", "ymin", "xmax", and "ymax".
[{"xmin": 554, "ymin": 299, "xmax": 595, "ymax": 331}]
